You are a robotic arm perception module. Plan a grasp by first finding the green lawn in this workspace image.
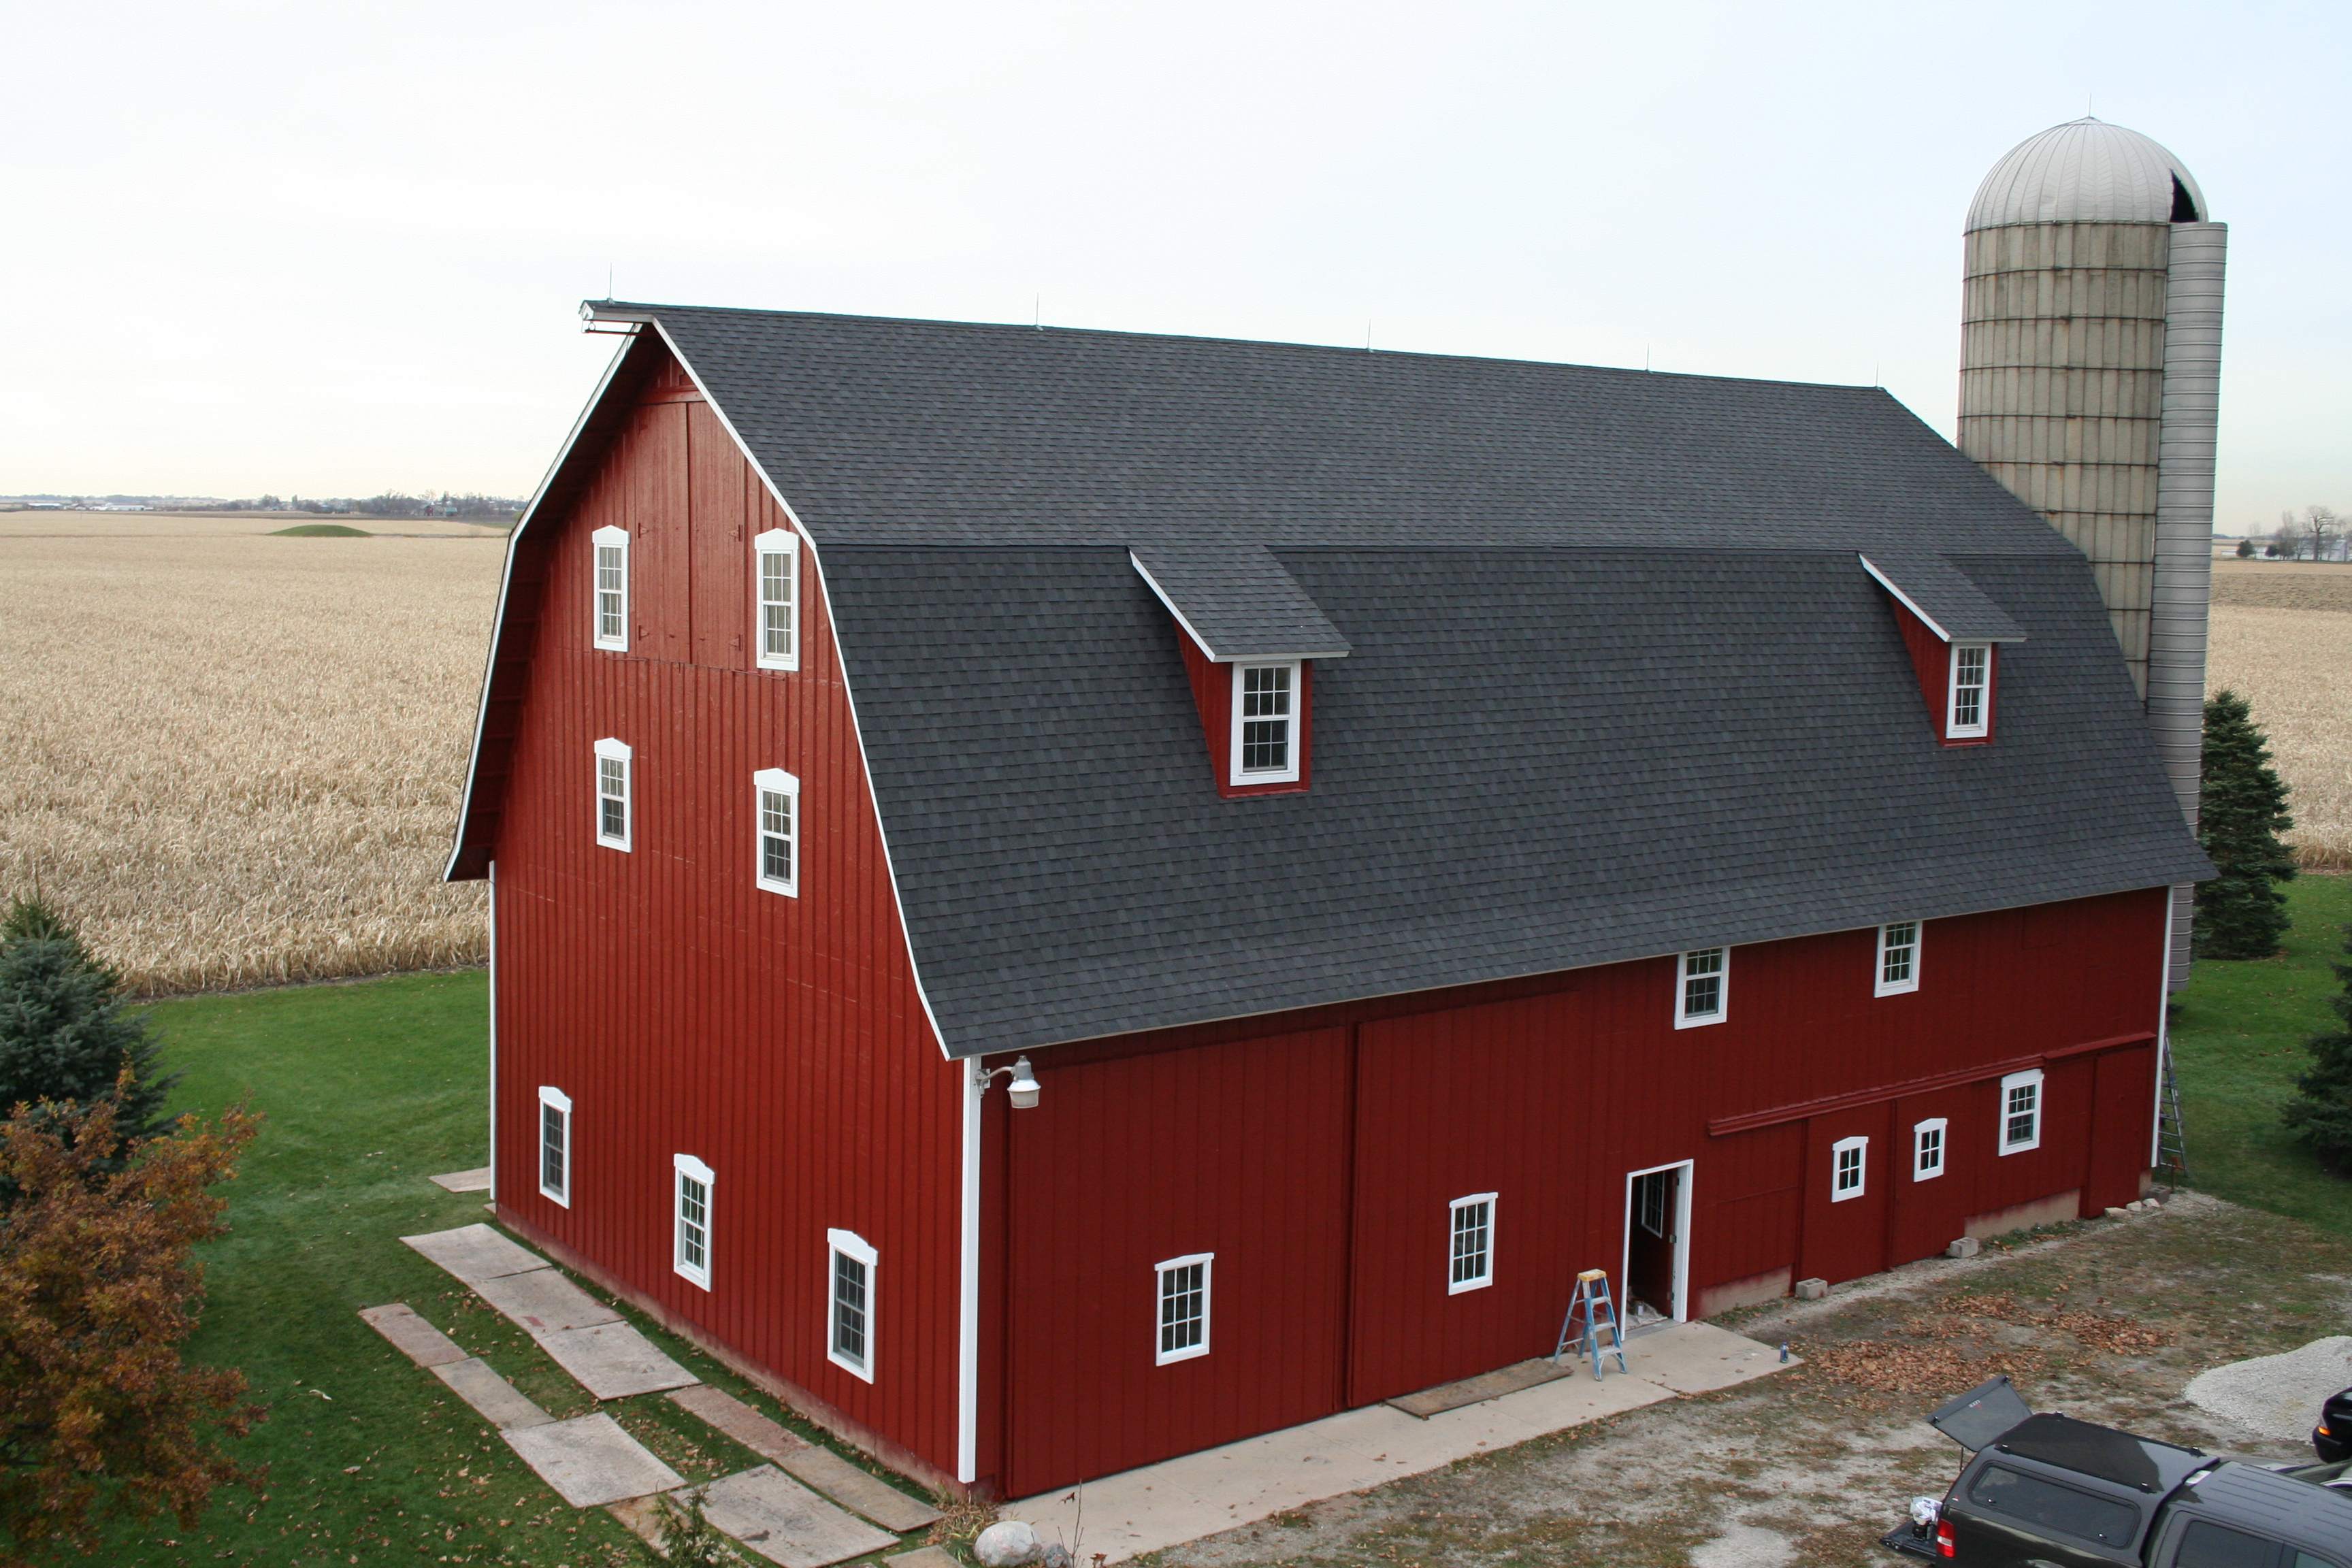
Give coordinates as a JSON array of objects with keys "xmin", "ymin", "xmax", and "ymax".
[
  {"xmin": 2171, "ymin": 872, "xmax": 2352, "ymax": 1232},
  {"xmin": 45, "ymin": 970, "xmax": 942, "ymax": 1568}
]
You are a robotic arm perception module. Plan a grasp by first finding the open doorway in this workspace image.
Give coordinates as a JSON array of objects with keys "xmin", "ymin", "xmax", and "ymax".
[{"xmin": 1620, "ymin": 1160, "xmax": 1692, "ymax": 1328}]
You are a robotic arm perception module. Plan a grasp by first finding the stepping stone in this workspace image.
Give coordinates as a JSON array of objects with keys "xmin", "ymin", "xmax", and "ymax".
[
  {"xmin": 430, "ymin": 1166, "xmax": 493, "ymax": 1193},
  {"xmin": 402, "ymin": 1222, "xmax": 546, "ymax": 1284},
  {"xmin": 535, "ymin": 1321, "xmax": 699, "ymax": 1400},
  {"xmin": 475, "ymin": 1268, "xmax": 622, "ymax": 1335},
  {"xmin": 433, "ymin": 1357, "xmax": 556, "ymax": 1431},
  {"xmin": 885, "ymin": 1549, "xmax": 960, "ymax": 1568},
  {"xmin": 668, "ymin": 1387, "xmax": 940, "ymax": 1531},
  {"xmin": 359, "ymin": 1303, "xmax": 466, "ymax": 1369},
  {"xmin": 502, "ymin": 1412, "xmax": 685, "ymax": 1508},
  {"xmin": 688, "ymin": 1465, "xmax": 900, "ymax": 1568}
]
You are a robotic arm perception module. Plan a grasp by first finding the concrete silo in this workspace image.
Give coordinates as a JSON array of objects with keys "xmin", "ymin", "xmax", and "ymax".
[{"xmin": 1960, "ymin": 117, "xmax": 2224, "ymax": 982}]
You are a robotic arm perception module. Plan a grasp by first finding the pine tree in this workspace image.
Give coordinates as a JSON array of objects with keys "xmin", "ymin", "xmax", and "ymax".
[
  {"xmin": 2193, "ymin": 690, "xmax": 2296, "ymax": 960},
  {"xmin": 0, "ymin": 896, "xmax": 176, "ymax": 1179},
  {"xmin": 2283, "ymin": 925, "xmax": 2352, "ymax": 1166}
]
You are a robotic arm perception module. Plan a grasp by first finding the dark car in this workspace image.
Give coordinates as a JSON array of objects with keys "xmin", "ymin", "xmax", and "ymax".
[
  {"xmin": 2315, "ymin": 1388, "xmax": 2352, "ymax": 1465},
  {"xmin": 1884, "ymin": 1376, "xmax": 2352, "ymax": 1567}
]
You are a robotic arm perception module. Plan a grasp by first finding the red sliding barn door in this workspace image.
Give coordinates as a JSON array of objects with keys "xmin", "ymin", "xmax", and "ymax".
[{"xmin": 998, "ymin": 1030, "xmax": 1351, "ymax": 1499}]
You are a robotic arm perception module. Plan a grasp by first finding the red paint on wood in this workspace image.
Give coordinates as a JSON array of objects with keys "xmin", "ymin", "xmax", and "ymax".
[
  {"xmin": 1174, "ymin": 623, "xmax": 1313, "ymax": 796},
  {"xmin": 483, "ymin": 340, "xmax": 964, "ymax": 1484}
]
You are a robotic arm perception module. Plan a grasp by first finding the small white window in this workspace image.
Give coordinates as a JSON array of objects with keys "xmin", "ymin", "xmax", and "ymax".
[
  {"xmin": 538, "ymin": 1086, "xmax": 572, "ymax": 1207},
  {"xmin": 1228, "ymin": 662, "xmax": 1301, "ymax": 785},
  {"xmin": 1948, "ymin": 643, "xmax": 1990, "ymax": 737},
  {"xmin": 753, "ymin": 528, "xmax": 800, "ymax": 671},
  {"xmin": 602, "ymin": 738, "xmax": 640, "ymax": 851},
  {"xmin": 1913, "ymin": 1117, "xmax": 1948, "ymax": 1181},
  {"xmin": 1674, "ymin": 947, "xmax": 1727, "ymax": 1028},
  {"xmin": 1448, "ymin": 1194, "xmax": 1497, "ymax": 1294},
  {"xmin": 591, "ymin": 525, "xmax": 630, "ymax": 651},
  {"xmin": 828, "ymin": 1228, "xmax": 877, "ymax": 1382},
  {"xmin": 1999, "ymin": 1069, "xmax": 2043, "ymax": 1154},
  {"xmin": 594, "ymin": 738, "xmax": 633, "ymax": 851},
  {"xmin": 753, "ymin": 768, "xmax": 800, "ymax": 897},
  {"xmin": 674, "ymin": 1154, "xmax": 713, "ymax": 1290},
  {"xmin": 1876, "ymin": 920, "xmax": 1921, "ymax": 996},
  {"xmin": 1831, "ymin": 1135, "xmax": 1867, "ymax": 1200},
  {"xmin": 1155, "ymin": 1252, "xmax": 1212, "ymax": 1365}
]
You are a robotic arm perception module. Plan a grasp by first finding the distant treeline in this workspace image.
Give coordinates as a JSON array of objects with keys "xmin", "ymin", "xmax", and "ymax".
[{"xmin": 180, "ymin": 491, "xmax": 526, "ymax": 519}]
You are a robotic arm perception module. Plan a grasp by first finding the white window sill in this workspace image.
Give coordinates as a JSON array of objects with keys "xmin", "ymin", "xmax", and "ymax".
[{"xmin": 828, "ymin": 1348, "xmax": 875, "ymax": 1384}]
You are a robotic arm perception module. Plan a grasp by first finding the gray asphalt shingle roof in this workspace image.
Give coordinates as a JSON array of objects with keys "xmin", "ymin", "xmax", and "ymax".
[
  {"xmin": 1859, "ymin": 549, "xmax": 2029, "ymax": 642},
  {"xmin": 611, "ymin": 304, "xmax": 2208, "ymax": 1058},
  {"xmin": 1128, "ymin": 543, "xmax": 1351, "ymax": 659}
]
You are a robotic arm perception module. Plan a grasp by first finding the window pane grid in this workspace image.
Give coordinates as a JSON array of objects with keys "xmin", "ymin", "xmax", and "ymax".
[
  {"xmin": 2006, "ymin": 1083, "xmax": 2039, "ymax": 1146},
  {"xmin": 1916, "ymin": 1124, "xmax": 1943, "ymax": 1176},
  {"xmin": 1159, "ymin": 1263, "xmax": 1205, "ymax": 1354},
  {"xmin": 1835, "ymin": 1145, "xmax": 1863, "ymax": 1193},
  {"xmin": 1682, "ymin": 948, "xmax": 1724, "ymax": 1019},
  {"xmin": 1880, "ymin": 921, "xmax": 1918, "ymax": 986},
  {"xmin": 596, "ymin": 545, "xmax": 625, "ymax": 643},
  {"xmin": 832, "ymin": 1252, "xmax": 868, "ymax": 1367},
  {"xmin": 1450, "ymin": 1202, "xmax": 1490, "ymax": 1285},
  {"xmin": 598, "ymin": 757, "xmax": 627, "ymax": 842},
  {"xmin": 1239, "ymin": 666, "xmax": 1292, "ymax": 772},
  {"xmin": 541, "ymin": 1104, "xmax": 566, "ymax": 1198},
  {"xmin": 760, "ymin": 552, "xmax": 794, "ymax": 659},
  {"xmin": 1952, "ymin": 646, "xmax": 1988, "ymax": 730},
  {"xmin": 760, "ymin": 789, "xmax": 794, "ymax": 885},
  {"xmin": 678, "ymin": 1177, "xmax": 708, "ymax": 1273}
]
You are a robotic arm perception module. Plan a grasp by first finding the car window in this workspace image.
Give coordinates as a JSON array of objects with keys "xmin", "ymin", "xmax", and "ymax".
[
  {"xmin": 2173, "ymin": 1520, "xmax": 2280, "ymax": 1567},
  {"xmin": 1966, "ymin": 1464, "xmax": 2141, "ymax": 1546},
  {"xmin": 2293, "ymin": 1554, "xmax": 2342, "ymax": 1568}
]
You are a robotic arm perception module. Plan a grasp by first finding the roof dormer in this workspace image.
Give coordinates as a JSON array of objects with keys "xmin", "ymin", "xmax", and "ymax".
[
  {"xmin": 1860, "ymin": 551, "xmax": 2026, "ymax": 747},
  {"xmin": 1130, "ymin": 544, "xmax": 1350, "ymax": 798}
]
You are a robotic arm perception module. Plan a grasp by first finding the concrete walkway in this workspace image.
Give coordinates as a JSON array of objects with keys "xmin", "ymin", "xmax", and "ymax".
[{"xmin": 1007, "ymin": 1321, "xmax": 1793, "ymax": 1564}]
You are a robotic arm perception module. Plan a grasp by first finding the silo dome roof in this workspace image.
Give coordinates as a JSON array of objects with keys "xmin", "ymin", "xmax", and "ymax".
[{"xmin": 1967, "ymin": 117, "xmax": 2208, "ymax": 230}]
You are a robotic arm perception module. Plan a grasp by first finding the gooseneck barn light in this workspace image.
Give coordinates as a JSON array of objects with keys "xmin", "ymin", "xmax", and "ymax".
[{"xmin": 974, "ymin": 1056, "xmax": 1041, "ymax": 1110}]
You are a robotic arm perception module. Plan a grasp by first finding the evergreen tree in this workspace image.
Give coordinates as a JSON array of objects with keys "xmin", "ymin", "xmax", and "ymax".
[
  {"xmin": 2283, "ymin": 924, "xmax": 2352, "ymax": 1166},
  {"xmin": 2193, "ymin": 690, "xmax": 2296, "ymax": 960},
  {"xmin": 0, "ymin": 896, "xmax": 176, "ymax": 1172}
]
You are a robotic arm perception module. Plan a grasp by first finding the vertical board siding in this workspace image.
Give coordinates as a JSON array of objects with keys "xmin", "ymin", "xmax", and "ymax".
[
  {"xmin": 999, "ymin": 882, "xmax": 2168, "ymax": 1488},
  {"xmin": 491, "ymin": 347, "xmax": 962, "ymax": 1480},
  {"xmin": 999, "ymin": 1030, "xmax": 1351, "ymax": 1498}
]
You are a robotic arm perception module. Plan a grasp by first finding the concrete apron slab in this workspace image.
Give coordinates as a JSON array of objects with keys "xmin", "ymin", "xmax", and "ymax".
[
  {"xmin": 504, "ymin": 1412, "xmax": 686, "ymax": 1509},
  {"xmin": 430, "ymin": 1167, "xmax": 494, "ymax": 1193},
  {"xmin": 1007, "ymin": 1322, "xmax": 1795, "ymax": 1564},
  {"xmin": 473, "ymin": 1267, "xmax": 623, "ymax": 1335},
  {"xmin": 433, "ymin": 1357, "xmax": 556, "ymax": 1431},
  {"xmin": 534, "ymin": 1321, "xmax": 699, "ymax": 1401},
  {"xmin": 402, "ymin": 1222, "xmax": 546, "ymax": 1284},
  {"xmin": 689, "ymin": 1465, "xmax": 902, "ymax": 1568}
]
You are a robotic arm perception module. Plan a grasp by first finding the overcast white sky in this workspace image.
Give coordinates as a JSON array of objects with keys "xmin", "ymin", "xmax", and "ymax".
[{"xmin": 3, "ymin": 1, "xmax": 2344, "ymax": 528}]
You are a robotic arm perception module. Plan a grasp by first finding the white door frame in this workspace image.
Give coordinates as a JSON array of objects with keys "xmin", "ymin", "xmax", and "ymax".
[{"xmin": 1619, "ymin": 1158, "xmax": 1695, "ymax": 1324}]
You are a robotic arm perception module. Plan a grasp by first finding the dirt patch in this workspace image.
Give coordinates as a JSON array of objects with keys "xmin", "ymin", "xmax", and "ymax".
[
  {"xmin": 1145, "ymin": 1193, "xmax": 2352, "ymax": 1567},
  {"xmin": 2212, "ymin": 561, "xmax": 2352, "ymax": 613}
]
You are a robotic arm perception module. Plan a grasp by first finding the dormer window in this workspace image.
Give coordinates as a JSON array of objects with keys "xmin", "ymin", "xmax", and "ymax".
[
  {"xmin": 1948, "ymin": 644, "xmax": 1991, "ymax": 738},
  {"xmin": 1230, "ymin": 662, "xmax": 1300, "ymax": 785}
]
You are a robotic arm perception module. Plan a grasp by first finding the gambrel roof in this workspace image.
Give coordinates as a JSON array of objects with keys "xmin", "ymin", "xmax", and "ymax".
[{"xmin": 455, "ymin": 304, "xmax": 2211, "ymax": 1059}]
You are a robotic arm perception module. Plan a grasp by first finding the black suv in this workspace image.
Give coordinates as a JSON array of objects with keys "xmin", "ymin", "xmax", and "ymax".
[{"xmin": 1884, "ymin": 1377, "xmax": 2352, "ymax": 1567}]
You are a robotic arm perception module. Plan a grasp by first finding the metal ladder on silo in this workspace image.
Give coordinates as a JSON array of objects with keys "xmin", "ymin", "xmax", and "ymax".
[
  {"xmin": 1553, "ymin": 1269, "xmax": 1629, "ymax": 1382},
  {"xmin": 2156, "ymin": 1041, "xmax": 2190, "ymax": 1182}
]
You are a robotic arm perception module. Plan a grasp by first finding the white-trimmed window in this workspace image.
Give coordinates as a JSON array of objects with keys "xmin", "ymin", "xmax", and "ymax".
[
  {"xmin": 1675, "ymin": 948, "xmax": 1727, "ymax": 1028},
  {"xmin": 753, "ymin": 527, "xmax": 800, "ymax": 671},
  {"xmin": 1155, "ymin": 1252, "xmax": 1212, "ymax": 1365},
  {"xmin": 674, "ymin": 1154, "xmax": 713, "ymax": 1290},
  {"xmin": 1948, "ymin": 643, "xmax": 1991, "ymax": 737},
  {"xmin": 1999, "ymin": 1069, "xmax": 2044, "ymax": 1154},
  {"xmin": 828, "ymin": 1228, "xmax": 877, "ymax": 1382},
  {"xmin": 594, "ymin": 738, "xmax": 633, "ymax": 851},
  {"xmin": 1448, "ymin": 1194, "xmax": 1496, "ymax": 1294},
  {"xmin": 538, "ymin": 1086, "xmax": 572, "ymax": 1206},
  {"xmin": 1913, "ymin": 1117, "xmax": 1948, "ymax": 1181},
  {"xmin": 1831, "ymin": 1135, "xmax": 1867, "ymax": 1200},
  {"xmin": 591, "ymin": 525, "xmax": 630, "ymax": 651},
  {"xmin": 1876, "ymin": 920, "xmax": 1921, "ymax": 996},
  {"xmin": 753, "ymin": 768, "xmax": 799, "ymax": 897},
  {"xmin": 1228, "ymin": 662, "xmax": 1301, "ymax": 785}
]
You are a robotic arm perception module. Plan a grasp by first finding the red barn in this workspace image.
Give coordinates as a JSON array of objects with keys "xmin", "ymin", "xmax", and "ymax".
[{"xmin": 447, "ymin": 302, "xmax": 2210, "ymax": 1501}]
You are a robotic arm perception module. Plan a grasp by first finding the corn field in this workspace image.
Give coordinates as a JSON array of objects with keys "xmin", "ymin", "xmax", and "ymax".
[
  {"xmin": 2208, "ymin": 600, "xmax": 2352, "ymax": 871},
  {"xmin": 0, "ymin": 524, "xmax": 2342, "ymax": 998},
  {"xmin": 0, "ymin": 525, "xmax": 505, "ymax": 994}
]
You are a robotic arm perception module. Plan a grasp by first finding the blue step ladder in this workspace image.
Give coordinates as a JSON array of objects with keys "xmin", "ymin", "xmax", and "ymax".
[{"xmin": 1554, "ymin": 1268, "xmax": 1629, "ymax": 1381}]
